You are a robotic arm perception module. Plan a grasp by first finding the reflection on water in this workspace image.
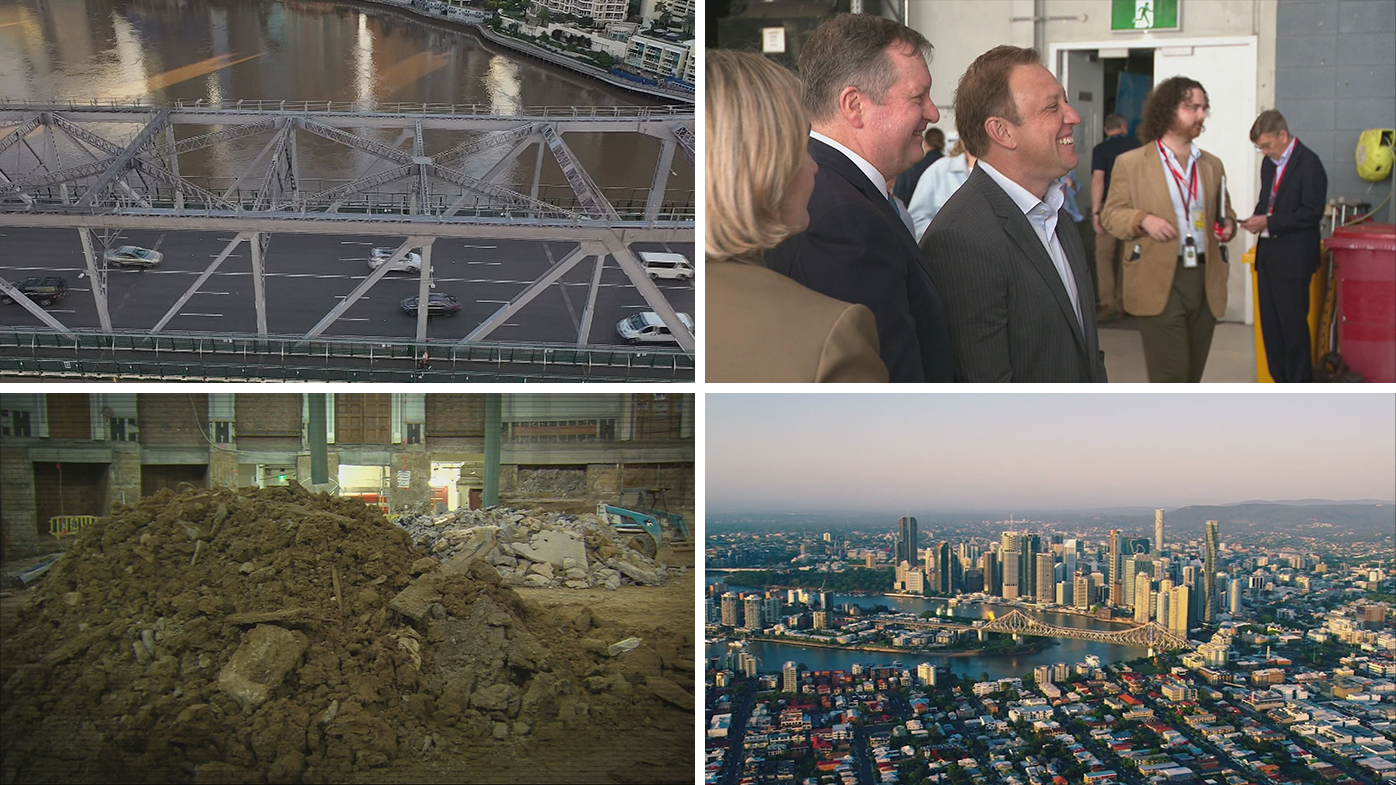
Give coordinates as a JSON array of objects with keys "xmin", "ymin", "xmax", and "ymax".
[{"xmin": 485, "ymin": 55, "xmax": 521, "ymax": 116}]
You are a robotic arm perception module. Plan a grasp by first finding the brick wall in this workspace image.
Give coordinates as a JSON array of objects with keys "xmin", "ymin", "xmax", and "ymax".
[
  {"xmin": 137, "ymin": 394, "xmax": 209, "ymax": 448},
  {"xmin": 235, "ymin": 393, "xmax": 303, "ymax": 452},
  {"xmin": 426, "ymin": 394, "xmax": 486, "ymax": 436}
]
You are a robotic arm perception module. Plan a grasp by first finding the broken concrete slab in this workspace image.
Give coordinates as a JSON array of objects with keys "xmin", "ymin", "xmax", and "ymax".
[
  {"xmin": 388, "ymin": 578, "xmax": 443, "ymax": 621},
  {"xmin": 515, "ymin": 530, "xmax": 586, "ymax": 570},
  {"xmin": 217, "ymin": 624, "xmax": 308, "ymax": 712},
  {"xmin": 645, "ymin": 676, "xmax": 695, "ymax": 711}
]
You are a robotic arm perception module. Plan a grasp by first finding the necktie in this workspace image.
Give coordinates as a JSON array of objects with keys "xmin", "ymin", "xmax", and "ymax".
[{"xmin": 888, "ymin": 191, "xmax": 916, "ymax": 237}]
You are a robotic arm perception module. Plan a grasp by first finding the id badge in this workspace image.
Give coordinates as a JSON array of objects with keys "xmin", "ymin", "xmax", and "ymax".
[
  {"xmin": 1193, "ymin": 211, "xmax": 1205, "ymax": 232},
  {"xmin": 1183, "ymin": 239, "xmax": 1199, "ymax": 268}
]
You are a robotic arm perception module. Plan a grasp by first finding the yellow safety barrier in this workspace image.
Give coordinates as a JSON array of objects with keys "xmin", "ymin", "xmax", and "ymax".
[
  {"xmin": 49, "ymin": 515, "xmax": 99, "ymax": 537},
  {"xmin": 1243, "ymin": 245, "xmax": 1329, "ymax": 383}
]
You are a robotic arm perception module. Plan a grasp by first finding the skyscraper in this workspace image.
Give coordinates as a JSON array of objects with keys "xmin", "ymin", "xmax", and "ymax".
[
  {"xmin": 1154, "ymin": 509, "xmax": 1165, "ymax": 553},
  {"xmin": 934, "ymin": 541, "xmax": 952, "ymax": 594},
  {"xmin": 1002, "ymin": 551, "xmax": 1021, "ymax": 599},
  {"xmin": 721, "ymin": 592, "xmax": 740, "ymax": 627},
  {"xmin": 1035, "ymin": 552, "xmax": 1055, "ymax": 602},
  {"xmin": 1134, "ymin": 572, "xmax": 1152, "ymax": 623},
  {"xmin": 1021, "ymin": 534, "xmax": 1041, "ymax": 599},
  {"xmin": 1108, "ymin": 529, "xmax": 1123, "ymax": 605},
  {"xmin": 1204, "ymin": 520, "xmax": 1219, "ymax": 624},
  {"xmin": 980, "ymin": 550, "xmax": 1001, "ymax": 596},
  {"xmin": 744, "ymin": 595, "xmax": 764, "ymax": 630},
  {"xmin": 783, "ymin": 661, "xmax": 798, "ymax": 693},
  {"xmin": 1073, "ymin": 574, "xmax": 1090, "ymax": 609},
  {"xmin": 897, "ymin": 516, "xmax": 919, "ymax": 567},
  {"xmin": 1170, "ymin": 584, "xmax": 1191, "ymax": 634}
]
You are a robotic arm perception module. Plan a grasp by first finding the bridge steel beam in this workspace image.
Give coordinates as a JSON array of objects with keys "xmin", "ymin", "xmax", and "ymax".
[
  {"xmin": 576, "ymin": 252, "xmax": 605, "ymax": 346},
  {"xmin": 74, "ymin": 109, "xmax": 170, "ymax": 208},
  {"xmin": 645, "ymin": 138, "xmax": 676, "ymax": 222},
  {"xmin": 414, "ymin": 240, "xmax": 434, "ymax": 342},
  {"xmin": 151, "ymin": 232, "xmax": 250, "ymax": 333},
  {"xmin": 460, "ymin": 244, "xmax": 594, "ymax": 345},
  {"xmin": 301, "ymin": 237, "xmax": 427, "ymax": 341},
  {"xmin": 601, "ymin": 232, "xmax": 693, "ymax": 354},
  {"xmin": 0, "ymin": 212, "xmax": 690, "ymax": 244},
  {"xmin": 77, "ymin": 228, "xmax": 112, "ymax": 332},
  {"xmin": 0, "ymin": 276, "xmax": 74, "ymax": 334},
  {"xmin": 250, "ymin": 232, "xmax": 268, "ymax": 336}
]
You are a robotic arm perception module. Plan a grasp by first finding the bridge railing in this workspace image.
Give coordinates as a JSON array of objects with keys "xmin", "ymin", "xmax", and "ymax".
[
  {"xmin": 0, "ymin": 97, "xmax": 691, "ymax": 119},
  {"xmin": 0, "ymin": 327, "xmax": 695, "ymax": 379}
]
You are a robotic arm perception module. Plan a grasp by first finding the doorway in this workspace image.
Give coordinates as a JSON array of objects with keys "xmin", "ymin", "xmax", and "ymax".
[{"xmin": 1055, "ymin": 36, "xmax": 1259, "ymax": 323}]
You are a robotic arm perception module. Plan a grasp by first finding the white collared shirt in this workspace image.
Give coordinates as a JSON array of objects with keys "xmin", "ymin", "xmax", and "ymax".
[
  {"xmin": 976, "ymin": 160, "xmax": 1083, "ymax": 328},
  {"xmin": 809, "ymin": 130, "xmax": 891, "ymax": 197},
  {"xmin": 1155, "ymin": 140, "xmax": 1208, "ymax": 255}
]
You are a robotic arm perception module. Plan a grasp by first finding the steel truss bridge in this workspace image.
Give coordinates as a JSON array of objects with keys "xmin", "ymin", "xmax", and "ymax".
[
  {"xmin": 0, "ymin": 100, "xmax": 696, "ymax": 372},
  {"xmin": 981, "ymin": 610, "xmax": 1193, "ymax": 652}
]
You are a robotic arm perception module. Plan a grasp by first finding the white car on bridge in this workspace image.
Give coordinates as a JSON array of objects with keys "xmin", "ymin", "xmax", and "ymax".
[
  {"xmin": 369, "ymin": 247, "xmax": 423, "ymax": 273},
  {"xmin": 104, "ymin": 245, "xmax": 163, "ymax": 268}
]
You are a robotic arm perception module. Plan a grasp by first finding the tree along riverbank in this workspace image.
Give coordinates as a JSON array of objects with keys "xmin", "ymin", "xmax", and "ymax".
[{"xmin": 722, "ymin": 632, "xmax": 1058, "ymax": 659}]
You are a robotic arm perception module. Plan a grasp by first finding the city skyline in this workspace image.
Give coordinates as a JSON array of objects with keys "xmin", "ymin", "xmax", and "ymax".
[{"xmin": 708, "ymin": 394, "xmax": 1396, "ymax": 513}]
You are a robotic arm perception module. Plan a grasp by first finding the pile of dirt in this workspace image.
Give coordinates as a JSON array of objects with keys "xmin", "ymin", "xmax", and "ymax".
[
  {"xmin": 394, "ymin": 506, "xmax": 675, "ymax": 590},
  {"xmin": 0, "ymin": 485, "xmax": 693, "ymax": 784}
]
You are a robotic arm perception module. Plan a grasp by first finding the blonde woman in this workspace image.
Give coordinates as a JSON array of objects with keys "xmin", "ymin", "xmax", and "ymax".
[{"xmin": 706, "ymin": 50, "xmax": 888, "ymax": 383}]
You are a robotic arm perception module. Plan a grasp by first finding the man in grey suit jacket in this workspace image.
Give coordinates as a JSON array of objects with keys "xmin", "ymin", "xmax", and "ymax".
[{"xmin": 920, "ymin": 45, "xmax": 1107, "ymax": 382}]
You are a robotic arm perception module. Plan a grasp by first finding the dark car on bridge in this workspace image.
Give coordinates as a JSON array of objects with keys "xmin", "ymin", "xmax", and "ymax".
[
  {"xmin": 2, "ymin": 276, "xmax": 69, "ymax": 307},
  {"xmin": 400, "ymin": 293, "xmax": 462, "ymax": 317}
]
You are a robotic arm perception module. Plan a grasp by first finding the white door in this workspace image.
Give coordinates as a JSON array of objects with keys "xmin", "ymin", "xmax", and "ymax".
[{"xmin": 1154, "ymin": 39, "xmax": 1258, "ymax": 323}]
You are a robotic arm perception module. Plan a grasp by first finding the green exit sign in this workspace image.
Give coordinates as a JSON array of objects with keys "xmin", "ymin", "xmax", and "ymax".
[{"xmin": 1112, "ymin": 0, "xmax": 1180, "ymax": 31}]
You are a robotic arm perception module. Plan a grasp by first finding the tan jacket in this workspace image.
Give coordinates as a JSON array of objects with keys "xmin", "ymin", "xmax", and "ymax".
[
  {"xmin": 1101, "ymin": 144, "xmax": 1237, "ymax": 318},
  {"xmin": 706, "ymin": 259, "xmax": 888, "ymax": 382}
]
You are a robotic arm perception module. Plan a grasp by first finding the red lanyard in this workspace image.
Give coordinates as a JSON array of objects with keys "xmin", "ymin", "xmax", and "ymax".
[
  {"xmin": 1267, "ymin": 155, "xmax": 1291, "ymax": 216},
  {"xmin": 1157, "ymin": 140, "xmax": 1198, "ymax": 216}
]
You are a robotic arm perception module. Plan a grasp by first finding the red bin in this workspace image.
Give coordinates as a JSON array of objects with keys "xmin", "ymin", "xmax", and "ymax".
[{"xmin": 1328, "ymin": 222, "xmax": 1396, "ymax": 383}]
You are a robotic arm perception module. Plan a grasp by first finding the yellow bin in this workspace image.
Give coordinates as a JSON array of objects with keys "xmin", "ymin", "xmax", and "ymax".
[{"xmin": 1243, "ymin": 244, "xmax": 1329, "ymax": 383}]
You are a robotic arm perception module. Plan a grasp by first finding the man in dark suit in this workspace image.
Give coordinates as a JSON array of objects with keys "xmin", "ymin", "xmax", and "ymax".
[
  {"xmin": 764, "ymin": 14, "xmax": 955, "ymax": 382},
  {"xmin": 1241, "ymin": 110, "xmax": 1328, "ymax": 382},
  {"xmin": 920, "ymin": 45, "xmax": 1107, "ymax": 382}
]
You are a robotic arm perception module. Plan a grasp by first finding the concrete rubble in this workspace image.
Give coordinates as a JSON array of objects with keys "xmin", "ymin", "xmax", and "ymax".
[{"xmin": 393, "ymin": 506, "xmax": 673, "ymax": 591}]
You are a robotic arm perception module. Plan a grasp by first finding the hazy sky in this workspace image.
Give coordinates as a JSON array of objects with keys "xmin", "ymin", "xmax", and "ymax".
[{"xmin": 707, "ymin": 393, "xmax": 1396, "ymax": 513}]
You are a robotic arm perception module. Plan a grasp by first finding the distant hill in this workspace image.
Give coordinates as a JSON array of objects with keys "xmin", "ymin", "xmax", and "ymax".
[{"xmin": 709, "ymin": 501, "xmax": 1395, "ymax": 543}]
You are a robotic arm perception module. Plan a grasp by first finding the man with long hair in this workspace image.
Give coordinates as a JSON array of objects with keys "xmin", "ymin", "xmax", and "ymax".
[{"xmin": 1100, "ymin": 76, "xmax": 1237, "ymax": 383}]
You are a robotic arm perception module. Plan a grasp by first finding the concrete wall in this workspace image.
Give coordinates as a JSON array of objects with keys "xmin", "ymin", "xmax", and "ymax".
[
  {"xmin": 0, "ymin": 442, "xmax": 38, "ymax": 559},
  {"xmin": 908, "ymin": 0, "xmax": 1277, "ymax": 138},
  {"xmin": 1274, "ymin": 0, "xmax": 1396, "ymax": 211}
]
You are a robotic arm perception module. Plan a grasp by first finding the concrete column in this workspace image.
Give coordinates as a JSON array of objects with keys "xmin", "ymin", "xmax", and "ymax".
[
  {"xmin": 390, "ymin": 451, "xmax": 431, "ymax": 511},
  {"xmin": 209, "ymin": 448, "xmax": 239, "ymax": 488},
  {"xmin": 0, "ymin": 445, "xmax": 38, "ymax": 558},
  {"xmin": 105, "ymin": 446, "xmax": 142, "ymax": 510},
  {"xmin": 483, "ymin": 394, "xmax": 501, "ymax": 507},
  {"xmin": 295, "ymin": 451, "xmax": 340, "ymax": 494}
]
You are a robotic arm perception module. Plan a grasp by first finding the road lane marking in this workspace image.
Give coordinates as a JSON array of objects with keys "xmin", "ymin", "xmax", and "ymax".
[
  {"xmin": 340, "ymin": 241, "xmax": 376, "ymax": 245},
  {"xmin": 179, "ymin": 313, "xmax": 223, "ymax": 317},
  {"xmin": 477, "ymin": 299, "xmax": 510, "ymax": 304},
  {"xmin": 466, "ymin": 261, "xmax": 503, "ymax": 266}
]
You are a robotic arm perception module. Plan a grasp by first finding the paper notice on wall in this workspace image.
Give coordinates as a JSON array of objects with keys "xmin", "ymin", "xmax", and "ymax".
[
  {"xmin": 397, "ymin": 470, "xmax": 411, "ymax": 488},
  {"xmin": 761, "ymin": 27, "xmax": 785, "ymax": 54}
]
